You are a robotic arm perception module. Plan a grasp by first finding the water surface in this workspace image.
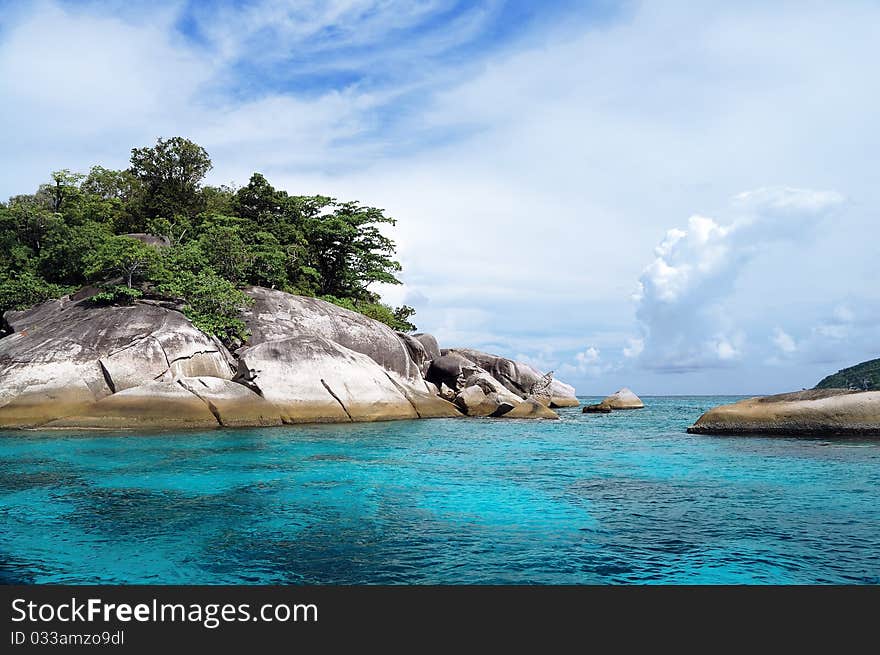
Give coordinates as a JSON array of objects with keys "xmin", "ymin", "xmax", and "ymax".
[{"xmin": 1, "ymin": 396, "xmax": 878, "ymax": 584}]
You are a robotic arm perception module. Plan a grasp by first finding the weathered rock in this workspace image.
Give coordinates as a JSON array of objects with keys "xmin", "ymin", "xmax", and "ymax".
[
  {"xmin": 442, "ymin": 348, "xmax": 578, "ymax": 407},
  {"xmin": 393, "ymin": 383, "xmax": 463, "ymax": 419},
  {"xmin": 0, "ymin": 284, "xmax": 571, "ymax": 429},
  {"xmin": 177, "ymin": 377, "xmax": 283, "ymax": 427},
  {"xmin": 687, "ymin": 389, "xmax": 880, "ymax": 436},
  {"xmin": 236, "ymin": 336, "xmax": 419, "ymax": 423},
  {"xmin": 502, "ymin": 397, "xmax": 559, "ymax": 419},
  {"xmin": 46, "ymin": 381, "xmax": 220, "ymax": 430},
  {"xmin": 396, "ymin": 332, "xmax": 431, "ymax": 376},
  {"xmin": 583, "ymin": 403, "xmax": 613, "ymax": 414},
  {"xmin": 454, "ymin": 385, "xmax": 515, "ymax": 417},
  {"xmin": 242, "ymin": 286, "xmax": 424, "ymax": 383},
  {"xmin": 599, "ymin": 388, "xmax": 644, "ymax": 410},
  {"xmin": 0, "ymin": 299, "xmax": 234, "ymax": 428},
  {"xmin": 462, "ymin": 371, "xmax": 524, "ymax": 407},
  {"xmin": 439, "ymin": 383, "xmax": 456, "ymax": 401},
  {"xmin": 426, "ymin": 353, "xmax": 475, "ymax": 390},
  {"xmin": 412, "ymin": 333, "xmax": 441, "ymax": 361}
]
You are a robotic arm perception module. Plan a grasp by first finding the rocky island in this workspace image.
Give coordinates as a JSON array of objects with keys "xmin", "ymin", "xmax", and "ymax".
[
  {"xmin": 583, "ymin": 388, "xmax": 644, "ymax": 413},
  {"xmin": 0, "ymin": 138, "xmax": 579, "ymax": 430},
  {"xmin": 0, "ymin": 286, "xmax": 578, "ymax": 430},
  {"xmin": 688, "ymin": 388, "xmax": 880, "ymax": 437}
]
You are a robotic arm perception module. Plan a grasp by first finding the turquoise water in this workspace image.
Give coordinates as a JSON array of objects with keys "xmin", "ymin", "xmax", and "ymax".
[{"xmin": 1, "ymin": 396, "xmax": 878, "ymax": 584}]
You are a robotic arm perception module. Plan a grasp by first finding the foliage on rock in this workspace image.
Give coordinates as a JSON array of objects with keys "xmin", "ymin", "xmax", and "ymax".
[{"xmin": 0, "ymin": 137, "xmax": 416, "ymax": 339}]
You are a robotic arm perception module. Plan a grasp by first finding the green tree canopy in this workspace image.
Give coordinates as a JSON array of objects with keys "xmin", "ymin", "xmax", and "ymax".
[
  {"xmin": 84, "ymin": 236, "xmax": 162, "ymax": 288},
  {"xmin": 129, "ymin": 136, "xmax": 212, "ymax": 225},
  {"xmin": 0, "ymin": 137, "xmax": 417, "ymax": 342}
]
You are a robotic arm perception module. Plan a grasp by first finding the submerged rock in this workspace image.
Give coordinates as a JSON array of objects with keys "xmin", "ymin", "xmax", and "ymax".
[
  {"xmin": 599, "ymin": 388, "xmax": 644, "ymax": 410},
  {"xmin": 583, "ymin": 403, "xmax": 613, "ymax": 414},
  {"xmin": 687, "ymin": 389, "xmax": 880, "ymax": 436}
]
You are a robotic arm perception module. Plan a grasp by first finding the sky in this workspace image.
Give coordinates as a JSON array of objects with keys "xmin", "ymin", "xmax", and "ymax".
[{"xmin": 1, "ymin": 0, "xmax": 878, "ymax": 394}]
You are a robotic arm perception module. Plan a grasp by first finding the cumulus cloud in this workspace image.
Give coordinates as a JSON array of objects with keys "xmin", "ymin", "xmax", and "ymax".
[
  {"xmin": 558, "ymin": 346, "xmax": 610, "ymax": 379},
  {"xmin": 772, "ymin": 328, "xmax": 797, "ymax": 354},
  {"xmin": 633, "ymin": 188, "xmax": 844, "ymax": 372},
  {"xmin": 623, "ymin": 338, "xmax": 644, "ymax": 359}
]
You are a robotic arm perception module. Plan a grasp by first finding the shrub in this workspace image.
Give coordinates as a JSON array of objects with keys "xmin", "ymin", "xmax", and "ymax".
[
  {"xmin": 0, "ymin": 272, "xmax": 74, "ymax": 315},
  {"xmin": 86, "ymin": 285, "xmax": 144, "ymax": 306},
  {"xmin": 157, "ymin": 271, "xmax": 252, "ymax": 345}
]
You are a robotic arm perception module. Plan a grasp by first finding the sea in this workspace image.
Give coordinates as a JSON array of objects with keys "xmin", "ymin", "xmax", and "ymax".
[{"xmin": 1, "ymin": 396, "xmax": 878, "ymax": 584}]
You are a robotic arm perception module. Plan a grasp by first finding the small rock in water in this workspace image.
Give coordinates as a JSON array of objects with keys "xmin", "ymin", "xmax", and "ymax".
[{"xmin": 583, "ymin": 403, "xmax": 612, "ymax": 414}]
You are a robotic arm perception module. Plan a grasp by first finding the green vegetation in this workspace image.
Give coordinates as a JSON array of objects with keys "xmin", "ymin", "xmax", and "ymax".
[
  {"xmin": 0, "ymin": 137, "xmax": 415, "ymax": 342},
  {"xmin": 815, "ymin": 358, "xmax": 880, "ymax": 391}
]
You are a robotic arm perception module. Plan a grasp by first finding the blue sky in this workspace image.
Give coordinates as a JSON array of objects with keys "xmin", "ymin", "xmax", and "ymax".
[{"xmin": 1, "ymin": 1, "xmax": 878, "ymax": 394}]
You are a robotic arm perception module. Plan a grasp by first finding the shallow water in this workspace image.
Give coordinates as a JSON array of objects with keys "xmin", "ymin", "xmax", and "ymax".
[{"xmin": 1, "ymin": 396, "xmax": 878, "ymax": 584}]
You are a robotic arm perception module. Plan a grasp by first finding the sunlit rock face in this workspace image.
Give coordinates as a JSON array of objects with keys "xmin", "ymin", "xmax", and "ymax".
[
  {"xmin": 0, "ymin": 298, "xmax": 233, "ymax": 428},
  {"xmin": 688, "ymin": 389, "xmax": 880, "ymax": 436},
  {"xmin": 0, "ymin": 286, "xmax": 574, "ymax": 429}
]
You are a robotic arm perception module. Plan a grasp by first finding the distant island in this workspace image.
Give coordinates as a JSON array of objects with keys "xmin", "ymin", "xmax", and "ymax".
[{"xmin": 815, "ymin": 358, "xmax": 880, "ymax": 391}]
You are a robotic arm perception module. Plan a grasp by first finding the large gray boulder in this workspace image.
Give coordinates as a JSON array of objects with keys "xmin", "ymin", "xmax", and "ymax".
[
  {"xmin": 0, "ymin": 298, "xmax": 235, "ymax": 428},
  {"xmin": 242, "ymin": 287, "xmax": 423, "ymax": 383},
  {"xmin": 453, "ymin": 385, "xmax": 512, "ymax": 417},
  {"xmin": 46, "ymin": 381, "xmax": 222, "ymax": 430},
  {"xmin": 240, "ymin": 287, "xmax": 461, "ymax": 420},
  {"xmin": 177, "ymin": 377, "xmax": 283, "ymax": 427},
  {"xmin": 599, "ymin": 388, "xmax": 644, "ymax": 409},
  {"xmin": 687, "ymin": 389, "xmax": 880, "ymax": 436},
  {"xmin": 413, "ymin": 333, "xmax": 441, "ymax": 361},
  {"xmin": 396, "ymin": 332, "xmax": 431, "ymax": 376},
  {"xmin": 235, "ymin": 336, "xmax": 420, "ymax": 423},
  {"xmin": 503, "ymin": 397, "xmax": 560, "ymax": 419},
  {"xmin": 439, "ymin": 348, "xmax": 579, "ymax": 408},
  {"xmin": 2, "ymin": 285, "xmax": 567, "ymax": 429}
]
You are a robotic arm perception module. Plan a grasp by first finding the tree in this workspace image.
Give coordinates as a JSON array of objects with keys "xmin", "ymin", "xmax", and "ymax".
[
  {"xmin": 129, "ymin": 137, "xmax": 212, "ymax": 223},
  {"xmin": 85, "ymin": 236, "xmax": 161, "ymax": 288},
  {"xmin": 0, "ymin": 271, "xmax": 73, "ymax": 315},
  {"xmin": 48, "ymin": 170, "xmax": 85, "ymax": 213},
  {"xmin": 234, "ymin": 173, "xmax": 288, "ymax": 223},
  {"xmin": 1, "ymin": 138, "xmax": 417, "ymax": 336},
  {"xmin": 198, "ymin": 222, "xmax": 251, "ymax": 284},
  {"xmin": 301, "ymin": 199, "xmax": 402, "ymax": 299},
  {"xmin": 38, "ymin": 220, "xmax": 113, "ymax": 285}
]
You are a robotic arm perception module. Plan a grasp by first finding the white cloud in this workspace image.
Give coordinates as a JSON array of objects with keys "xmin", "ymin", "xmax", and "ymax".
[
  {"xmin": 772, "ymin": 328, "xmax": 797, "ymax": 354},
  {"xmin": 558, "ymin": 346, "xmax": 609, "ymax": 379},
  {"xmin": 623, "ymin": 338, "xmax": 644, "ymax": 359},
  {"xmin": 632, "ymin": 187, "xmax": 843, "ymax": 372}
]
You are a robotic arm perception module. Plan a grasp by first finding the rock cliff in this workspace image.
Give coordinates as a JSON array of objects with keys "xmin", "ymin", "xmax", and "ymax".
[{"xmin": 0, "ymin": 287, "xmax": 577, "ymax": 429}]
